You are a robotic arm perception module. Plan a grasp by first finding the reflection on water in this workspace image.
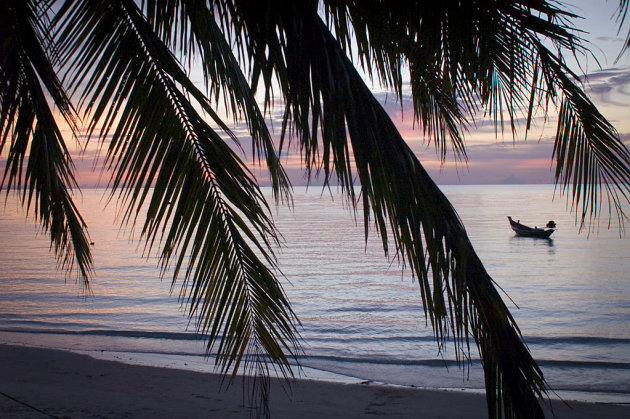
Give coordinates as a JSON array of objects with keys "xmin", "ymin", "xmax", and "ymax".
[{"xmin": 509, "ymin": 235, "xmax": 554, "ymax": 245}]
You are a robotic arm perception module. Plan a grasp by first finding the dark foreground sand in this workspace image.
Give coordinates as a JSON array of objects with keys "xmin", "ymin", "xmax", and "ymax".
[{"xmin": 1, "ymin": 345, "xmax": 628, "ymax": 418}]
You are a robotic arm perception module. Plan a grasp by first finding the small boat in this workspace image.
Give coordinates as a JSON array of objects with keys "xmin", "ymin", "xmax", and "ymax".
[{"xmin": 507, "ymin": 216, "xmax": 556, "ymax": 239}]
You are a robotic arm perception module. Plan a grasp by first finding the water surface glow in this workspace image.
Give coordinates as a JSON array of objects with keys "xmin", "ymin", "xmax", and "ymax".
[{"xmin": 0, "ymin": 185, "xmax": 628, "ymax": 400}]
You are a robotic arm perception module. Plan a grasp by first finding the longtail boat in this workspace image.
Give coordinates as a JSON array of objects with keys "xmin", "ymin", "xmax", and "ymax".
[{"xmin": 507, "ymin": 216, "xmax": 556, "ymax": 239}]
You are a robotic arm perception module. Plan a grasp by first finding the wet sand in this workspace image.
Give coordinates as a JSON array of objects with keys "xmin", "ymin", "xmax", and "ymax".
[{"xmin": 1, "ymin": 344, "xmax": 628, "ymax": 418}]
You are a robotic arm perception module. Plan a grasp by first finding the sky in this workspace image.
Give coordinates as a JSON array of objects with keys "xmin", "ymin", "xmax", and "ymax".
[
  {"xmin": 265, "ymin": 0, "xmax": 630, "ymax": 186},
  {"xmin": 8, "ymin": 1, "xmax": 630, "ymax": 188},
  {"xmin": 370, "ymin": 0, "xmax": 630, "ymax": 186}
]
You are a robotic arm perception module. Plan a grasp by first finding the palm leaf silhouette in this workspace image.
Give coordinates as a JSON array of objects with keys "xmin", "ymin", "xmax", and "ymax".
[
  {"xmin": 54, "ymin": 1, "xmax": 300, "ymax": 414},
  {"xmin": 1, "ymin": 0, "xmax": 92, "ymax": 284},
  {"xmin": 218, "ymin": 3, "xmax": 549, "ymax": 416},
  {"xmin": 2, "ymin": 1, "xmax": 630, "ymax": 418}
]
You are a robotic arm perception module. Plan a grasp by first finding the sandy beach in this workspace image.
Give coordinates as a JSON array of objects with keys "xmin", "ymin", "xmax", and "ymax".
[{"xmin": 0, "ymin": 345, "xmax": 627, "ymax": 418}]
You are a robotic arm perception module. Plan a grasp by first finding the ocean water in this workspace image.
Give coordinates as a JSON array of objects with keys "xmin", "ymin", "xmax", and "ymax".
[{"xmin": 0, "ymin": 185, "xmax": 628, "ymax": 403}]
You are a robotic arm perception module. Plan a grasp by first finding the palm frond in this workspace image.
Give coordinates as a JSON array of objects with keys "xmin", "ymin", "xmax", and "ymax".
[
  {"xmin": 324, "ymin": 0, "xmax": 469, "ymax": 162},
  {"xmin": 0, "ymin": 0, "xmax": 92, "ymax": 284},
  {"xmin": 535, "ymin": 43, "xmax": 630, "ymax": 229},
  {"xmin": 320, "ymin": 1, "xmax": 629, "ymax": 229},
  {"xmin": 144, "ymin": 0, "xmax": 292, "ymax": 203},
  {"xmin": 616, "ymin": 0, "xmax": 630, "ymax": 58},
  {"xmin": 222, "ymin": 3, "xmax": 548, "ymax": 416},
  {"xmin": 53, "ymin": 0, "xmax": 300, "ymax": 413}
]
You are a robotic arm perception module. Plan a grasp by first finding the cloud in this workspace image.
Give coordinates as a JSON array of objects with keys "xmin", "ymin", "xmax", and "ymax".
[
  {"xmin": 594, "ymin": 36, "xmax": 626, "ymax": 44},
  {"xmin": 582, "ymin": 67, "xmax": 630, "ymax": 112}
]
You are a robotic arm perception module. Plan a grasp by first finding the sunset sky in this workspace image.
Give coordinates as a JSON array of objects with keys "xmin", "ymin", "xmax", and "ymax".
[
  {"xmin": 12, "ymin": 1, "xmax": 630, "ymax": 188},
  {"xmin": 258, "ymin": 1, "xmax": 629, "ymax": 186},
  {"xmin": 349, "ymin": 0, "xmax": 630, "ymax": 186}
]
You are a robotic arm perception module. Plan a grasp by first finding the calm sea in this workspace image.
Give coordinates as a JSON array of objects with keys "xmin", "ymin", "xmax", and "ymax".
[{"xmin": 0, "ymin": 185, "xmax": 628, "ymax": 403}]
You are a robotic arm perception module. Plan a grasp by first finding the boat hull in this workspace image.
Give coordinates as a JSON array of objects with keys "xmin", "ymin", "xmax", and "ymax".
[{"xmin": 507, "ymin": 216, "xmax": 555, "ymax": 239}]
